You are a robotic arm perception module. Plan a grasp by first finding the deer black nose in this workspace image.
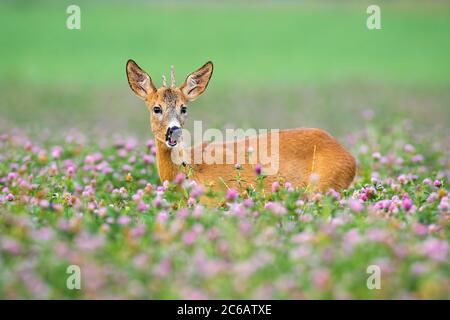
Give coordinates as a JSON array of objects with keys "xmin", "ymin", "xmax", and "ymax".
[
  {"xmin": 166, "ymin": 126, "xmax": 182, "ymax": 147},
  {"xmin": 168, "ymin": 126, "xmax": 181, "ymax": 137}
]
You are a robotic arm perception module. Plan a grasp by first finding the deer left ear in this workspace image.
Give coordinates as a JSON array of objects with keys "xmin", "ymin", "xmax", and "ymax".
[
  {"xmin": 180, "ymin": 61, "xmax": 213, "ymax": 101},
  {"xmin": 126, "ymin": 59, "xmax": 156, "ymax": 100}
]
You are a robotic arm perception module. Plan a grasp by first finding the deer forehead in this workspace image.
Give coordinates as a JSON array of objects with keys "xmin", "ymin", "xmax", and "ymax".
[{"xmin": 148, "ymin": 87, "xmax": 186, "ymax": 107}]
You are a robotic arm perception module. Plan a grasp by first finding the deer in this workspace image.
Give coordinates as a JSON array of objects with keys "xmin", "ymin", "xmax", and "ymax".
[{"xmin": 126, "ymin": 60, "xmax": 356, "ymax": 202}]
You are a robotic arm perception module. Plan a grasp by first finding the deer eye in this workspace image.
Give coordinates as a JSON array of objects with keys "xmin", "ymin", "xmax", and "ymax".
[
  {"xmin": 153, "ymin": 106, "xmax": 162, "ymax": 114},
  {"xmin": 180, "ymin": 105, "xmax": 187, "ymax": 114}
]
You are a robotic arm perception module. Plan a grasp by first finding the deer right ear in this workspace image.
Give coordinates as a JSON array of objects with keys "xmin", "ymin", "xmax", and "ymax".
[
  {"xmin": 180, "ymin": 61, "xmax": 213, "ymax": 101},
  {"xmin": 126, "ymin": 59, "xmax": 156, "ymax": 100}
]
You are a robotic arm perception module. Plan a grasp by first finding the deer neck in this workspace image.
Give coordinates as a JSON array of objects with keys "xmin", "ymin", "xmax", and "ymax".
[{"xmin": 154, "ymin": 139, "xmax": 181, "ymax": 183}]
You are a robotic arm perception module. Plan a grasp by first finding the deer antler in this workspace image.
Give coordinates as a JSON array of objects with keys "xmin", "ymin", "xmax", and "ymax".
[
  {"xmin": 171, "ymin": 65, "xmax": 176, "ymax": 87},
  {"xmin": 162, "ymin": 75, "xmax": 167, "ymax": 87}
]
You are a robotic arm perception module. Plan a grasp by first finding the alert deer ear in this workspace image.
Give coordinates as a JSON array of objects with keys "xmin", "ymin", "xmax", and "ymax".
[
  {"xmin": 180, "ymin": 61, "xmax": 213, "ymax": 101},
  {"xmin": 126, "ymin": 59, "xmax": 156, "ymax": 100}
]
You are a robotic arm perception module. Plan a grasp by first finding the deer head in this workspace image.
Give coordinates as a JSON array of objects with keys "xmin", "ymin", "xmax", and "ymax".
[{"xmin": 126, "ymin": 60, "xmax": 213, "ymax": 148}]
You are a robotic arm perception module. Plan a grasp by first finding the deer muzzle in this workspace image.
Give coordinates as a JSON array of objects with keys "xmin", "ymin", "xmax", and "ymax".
[{"xmin": 165, "ymin": 126, "xmax": 182, "ymax": 148}]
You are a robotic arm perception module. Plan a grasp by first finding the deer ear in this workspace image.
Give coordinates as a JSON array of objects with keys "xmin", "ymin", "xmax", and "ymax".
[
  {"xmin": 180, "ymin": 61, "xmax": 213, "ymax": 101},
  {"xmin": 126, "ymin": 59, "xmax": 156, "ymax": 100}
]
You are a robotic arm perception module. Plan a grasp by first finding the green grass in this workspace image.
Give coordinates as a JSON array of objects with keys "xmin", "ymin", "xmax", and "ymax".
[
  {"xmin": 1, "ymin": 1, "xmax": 449, "ymax": 137},
  {"xmin": 1, "ymin": 1, "xmax": 449, "ymax": 146},
  {"xmin": 1, "ymin": 1, "xmax": 450, "ymax": 87}
]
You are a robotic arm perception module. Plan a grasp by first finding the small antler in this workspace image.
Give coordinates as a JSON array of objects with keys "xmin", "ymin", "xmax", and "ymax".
[
  {"xmin": 171, "ymin": 65, "xmax": 176, "ymax": 87},
  {"xmin": 162, "ymin": 75, "xmax": 167, "ymax": 87}
]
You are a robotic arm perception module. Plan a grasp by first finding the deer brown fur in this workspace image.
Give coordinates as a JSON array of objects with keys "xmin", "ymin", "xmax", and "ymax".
[{"xmin": 126, "ymin": 60, "xmax": 356, "ymax": 198}]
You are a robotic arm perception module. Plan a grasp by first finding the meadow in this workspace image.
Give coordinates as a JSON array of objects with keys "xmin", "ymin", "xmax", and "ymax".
[{"xmin": 0, "ymin": 1, "xmax": 449, "ymax": 299}]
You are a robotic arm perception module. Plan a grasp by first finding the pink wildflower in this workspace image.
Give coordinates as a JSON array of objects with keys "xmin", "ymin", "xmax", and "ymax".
[
  {"xmin": 348, "ymin": 199, "xmax": 363, "ymax": 213},
  {"xmin": 51, "ymin": 146, "xmax": 63, "ymax": 159},
  {"xmin": 143, "ymin": 153, "xmax": 154, "ymax": 165},
  {"xmin": 138, "ymin": 202, "xmax": 149, "ymax": 212},
  {"xmin": 183, "ymin": 230, "xmax": 197, "ymax": 245},
  {"xmin": 411, "ymin": 154, "xmax": 424, "ymax": 163},
  {"xmin": 413, "ymin": 222, "xmax": 428, "ymax": 236},
  {"xmin": 7, "ymin": 172, "xmax": 18, "ymax": 181},
  {"xmin": 421, "ymin": 238, "xmax": 448, "ymax": 262},
  {"xmin": 190, "ymin": 185, "xmax": 204, "ymax": 199},
  {"xmin": 434, "ymin": 180, "xmax": 442, "ymax": 188},
  {"xmin": 174, "ymin": 173, "xmax": 185, "ymax": 185},
  {"xmin": 438, "ymin": 196, "xmax": 449, "ymax": 213},
  {"xmin": 243, "ymin": 198, "xmax": 254, "ymax": 208},
  {"xmin": 284, "ymin": 182, "xmax": 294, "ymax": 192},
  {"xmin": 118, "ymin": 215, "xmax": 131, "ymax": 225},
  {"xmin": 193, "ymin": 205, "xmax": 204, "ymax": 218},
  {"xmin": 226, "ymin": 188, "xmax": 239, "ymax": 202},
  {"xmin": 271, "ymin": 182, "xmax": 280, "ymax": 193},
  {"xmin": 156, "ymin": 211, "xmax": 168, "ymax": 224},
  {"xmin": 403, "ymin": 144, "xmax": 415, "ymax": 153},
  {"xmin": 66, "ymin": 166, "xmax": 75, "ymax": 177},
  {"xmin": 427, "ymin": 192, "xmax": 438, "ymax": 203},
  {"xmin": 1, "ymin": 238, "xmax": 22, "ymax": 255},
  {"xmin": 327, "ymin": 188, "xmax": 340, "ymax": 200},
  {"xmin": 265, "ymin": 202, "xmax": 287, "ymax": 215},
  {"xmin": 177, "ymin": 208, "xmax": 189, "ymax": 219},
  {"xmin": 401, "ymin": 195, "xmax": 414, "ymax": 212}
]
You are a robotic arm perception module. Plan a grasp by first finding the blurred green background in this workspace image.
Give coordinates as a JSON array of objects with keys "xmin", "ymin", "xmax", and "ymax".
[{"xmin": 0, "ymin": 0, "xmax": 449, "ymax": 138}]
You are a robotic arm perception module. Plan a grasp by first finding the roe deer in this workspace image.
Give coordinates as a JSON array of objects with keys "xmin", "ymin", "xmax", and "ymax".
[{"xmin": 126, "ymin": 60, "xmax": 356, "ymax": 199}]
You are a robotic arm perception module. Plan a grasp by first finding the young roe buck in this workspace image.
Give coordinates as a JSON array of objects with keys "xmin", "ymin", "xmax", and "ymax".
[{"xmin": 126, "ymin": 60, "xmax": 356, "ymax": 197}]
